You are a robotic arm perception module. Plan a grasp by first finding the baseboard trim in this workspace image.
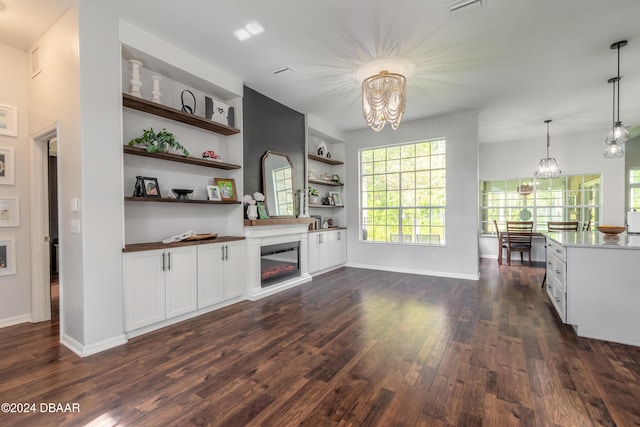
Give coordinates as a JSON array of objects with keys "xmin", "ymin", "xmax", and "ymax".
[
  {"xmin": 344, "ymin": 262, "xmax": 480, "ymax": 281},
  {"xmin": 61, "ymin": 333, "xmax": 128, "ymax": 357},
  {"xmin": 0, "ymin": 314, "xmax": 31, "ymax": 329}
]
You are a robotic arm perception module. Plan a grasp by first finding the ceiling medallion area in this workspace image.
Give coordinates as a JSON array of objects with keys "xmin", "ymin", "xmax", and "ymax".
[{"xmin": 355, "ymin": 58, "xmax": 415, "ymax": 132}]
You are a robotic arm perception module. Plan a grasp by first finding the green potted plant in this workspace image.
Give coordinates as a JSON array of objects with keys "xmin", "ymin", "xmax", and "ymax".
[
  {"xmin": 308, "ymin": 186, "xmax": 320, "ymax": 205},
  {"xmin": 128, "ymin": 127, "xmax": 189, "ymax": 156}
]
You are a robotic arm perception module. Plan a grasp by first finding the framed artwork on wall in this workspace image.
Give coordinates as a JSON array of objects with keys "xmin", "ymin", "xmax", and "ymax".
[
  {"xmin": 0, "ymin": 235, "xmax": 16, "ymax": 276},
  {"xmin": 0, "ymin": 105, "xmax": 18, "ymax": 137},
  {"xmin": 141, "ymin": 177, "xmax": 161, "ymax": 198},
  {"xmin": 213, "ymin": 178, "xmax": 237, "ymax": 201},
  {"xmin": 206, "ymin": 185, "xmax": 222, "ymax": 201},
  {"xmin": 328, "ymin": 191, "xmax": 343, "ymax": 206},
  {"xmin": 0, "ymin": 197, "xmax": 19, "ymax": 227},
  {"xmin": 0, "ymin": 147, "xmax": 15, "ymax": 185}
]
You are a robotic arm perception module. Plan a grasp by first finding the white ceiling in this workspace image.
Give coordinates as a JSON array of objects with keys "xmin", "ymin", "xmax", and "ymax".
[{"xmin": 2, "ymin": 0, "xmax": 640, "ymax": 143}]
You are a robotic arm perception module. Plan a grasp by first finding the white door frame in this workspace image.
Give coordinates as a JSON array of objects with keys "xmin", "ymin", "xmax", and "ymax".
[{"xmin": 30, "ymin": 123, "xmax": 59, "ymax": 323}]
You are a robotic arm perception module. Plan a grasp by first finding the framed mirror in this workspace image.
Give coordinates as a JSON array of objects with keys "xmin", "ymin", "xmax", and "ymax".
[{"xmin": 262, "ymin": 150, "xmax": 295, "ymax": 217}]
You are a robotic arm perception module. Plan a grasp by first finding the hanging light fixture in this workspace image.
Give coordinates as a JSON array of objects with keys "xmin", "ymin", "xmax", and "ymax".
[
  {"xmin": 356, "ymin": 58, "xmax": 414, "ymax": 132},
  {"xmin": 604, "ymin": 40, "xmax": 629, "ymax": 159},
  {"xmin": 362, "ymin": 71, "xmax": 406, "ymax": 131},
  {"xmin": 534, "ymin": 119, "xmax": 561, "ymax": 178}
]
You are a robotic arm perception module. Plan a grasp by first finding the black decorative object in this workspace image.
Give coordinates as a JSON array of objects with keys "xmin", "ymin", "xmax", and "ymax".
[
  {"xmin": 317, "ymin": 147, "xmax": 324, "ymax": 156},
  {"xmin": 181, "ymin": 90, "xmax": 196, "ymax": 114},
  {"xmin": 321, "ymin": 197, "xmax": 331, "ymax": 205},
  {"xmin": 227, "ymin": 107, "xmax": 235, "ymax": 127},
  {"xmin": 205, "ymin": 96, "xmax": 213, "ymax": 120},
  {"xmin": 326, "ymin": 151, "xmax": 331, "ymax": 159},
  {"xmin": 171, "ymin": 188, "xmax": 193, "ymax": 200},
  {"xmin": 133, "ymin": 176, "xmax": 144, "ymax": 197}
]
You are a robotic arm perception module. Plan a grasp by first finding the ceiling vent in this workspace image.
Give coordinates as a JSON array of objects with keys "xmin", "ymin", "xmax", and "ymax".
[
  {"xmin": 271, "ymin": 66, "xmax": 292, "ymax": 75},
  {"xmin": 449, "ymin": 0, "xmax": 484, "ymax": 16}
]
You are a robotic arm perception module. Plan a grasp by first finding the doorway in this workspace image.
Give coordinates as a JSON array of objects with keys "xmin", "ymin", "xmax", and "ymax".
[{"xmin": 30, "ymin": 124, "xmax": 60, "ymax": 324}]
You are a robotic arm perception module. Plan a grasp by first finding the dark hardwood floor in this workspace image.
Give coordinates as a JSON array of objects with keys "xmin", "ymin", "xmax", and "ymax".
[{"xmin": 1, "ymin": 260, "xmax": 639, "ymax": 426}]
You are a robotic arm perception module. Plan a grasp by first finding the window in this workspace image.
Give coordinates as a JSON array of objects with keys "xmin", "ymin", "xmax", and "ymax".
[
  {"xmin": 360, "ymin": 139, "xmax": 446, "ymax": 244},
  {"xmin": 630, "ymin": 169, "xmax": 640, "ymax": 210},
  {"xmin": 480, "ymin": 174, "xmax": 600, "ymax": 233},
  {"xmin": 271, "ymin": 166, "xmax": 294, "ymax": 215}
]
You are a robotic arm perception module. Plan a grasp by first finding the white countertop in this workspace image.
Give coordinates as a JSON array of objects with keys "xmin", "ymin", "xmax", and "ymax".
[{"xmin": 546, "ymin": 230, "xmax": 640, "ymax": 249}]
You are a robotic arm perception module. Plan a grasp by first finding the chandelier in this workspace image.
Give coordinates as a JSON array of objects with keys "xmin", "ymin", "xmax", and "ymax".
[
  {"xmin": 356, "ymin": 58, "xmax": 414, "ymax": 132},
  {"xmin": 534, "ymin": 119, "xmax": 561, "ymax": 178},
  {"xmin": 362, "ymin": 71, "xmax": 406, "ymax": 131},
  {"xmin": 604, "ymin": 40, "xmax": 629, "ymax": 159}
]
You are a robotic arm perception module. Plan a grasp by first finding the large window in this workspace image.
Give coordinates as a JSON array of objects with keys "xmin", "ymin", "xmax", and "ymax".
[
  {"xmin": 360, "ymin": 139, "xmax": 446, "ymax": 245},
  {"xmin": 630, "ymin": 169, "xmax": 640, "ymax": 211},
  {"xmin": 480, "ymin": 174, "xmax": 601, "ymax": 233}
]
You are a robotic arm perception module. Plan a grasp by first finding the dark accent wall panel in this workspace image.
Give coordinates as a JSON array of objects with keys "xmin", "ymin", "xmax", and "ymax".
[{"xmin": 243, "ymin": 86, "xmax": 305, "ymax": 197}]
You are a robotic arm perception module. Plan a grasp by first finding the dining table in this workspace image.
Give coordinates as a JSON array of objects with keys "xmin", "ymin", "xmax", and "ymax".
[{"xmin": 496, "ymin": 229, "xmax": 544, "ymax": 265}]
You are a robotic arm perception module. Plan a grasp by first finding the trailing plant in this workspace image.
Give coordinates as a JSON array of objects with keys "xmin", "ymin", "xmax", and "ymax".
[
  {"xmin": 128, "ymin": 127, "xmax": 189, "ymax": 156},
  {"xmin": 308, "ymin": 187, "xmax": 319, "ymax": 196}
]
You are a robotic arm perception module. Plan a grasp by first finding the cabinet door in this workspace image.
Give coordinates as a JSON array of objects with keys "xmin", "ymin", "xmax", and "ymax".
[
  {"xmin": 124, "ymin": 250, "xmax": 166, "ymax": 331},
  {"xmin": 309, "ymin": 232, "xmax": 330, "ymax": 273},
  {"xmin": 197, "ymin": 243, "xmax": 225, "ymax": 308},
  {"xmin": 223, "ymin": 241, "xmax": 245, "ymax": 299},
  {"xmin": 330, "ymin": 230, "xmax": 346, "ymax": 266},
  {"xmin": 165, "ymin": 246, "xmax": 198, "ymax": 319}
]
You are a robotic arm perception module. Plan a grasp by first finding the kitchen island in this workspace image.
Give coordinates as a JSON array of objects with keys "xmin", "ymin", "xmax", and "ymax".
[{"xmin": 545, "ymin": 231, "xmax": 640, "ymax": 347}]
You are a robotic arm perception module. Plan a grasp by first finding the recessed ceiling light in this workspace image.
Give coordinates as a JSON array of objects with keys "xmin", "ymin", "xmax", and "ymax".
[
  {"xmin": 234, "ymin": 20, "xmax": 265, "ymax": 41},
  {"xmin": 234, "ymin": 29, "xmax": 251, "ymax": 41}
]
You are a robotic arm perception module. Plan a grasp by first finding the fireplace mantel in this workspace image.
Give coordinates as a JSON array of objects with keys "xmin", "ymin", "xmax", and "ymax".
[{"xmin": 244, "ymin": 224, "xmax": 311, "ymax": 300}]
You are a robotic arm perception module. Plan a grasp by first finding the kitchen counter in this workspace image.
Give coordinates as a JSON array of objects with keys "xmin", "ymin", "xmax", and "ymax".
[
  {"xmin": 546, "ymin": 230, "xmax": 640, "ymax": 249},
  {"xmin": 545, "ymin": 231, "xmax": 640, "ymax": 347}
]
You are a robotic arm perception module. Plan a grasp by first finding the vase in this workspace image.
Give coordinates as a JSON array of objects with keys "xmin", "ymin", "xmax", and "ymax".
[
  {"xmin": 150, "ymin": 75, "xmax": 162, "ymax": 104},
  {"xmin": 128, "ymin": 59, "xmax": 143, "ymax": 98},
  {"xmin": 247, "ymin": 204, "xmax": 258, "ymax": 220}
]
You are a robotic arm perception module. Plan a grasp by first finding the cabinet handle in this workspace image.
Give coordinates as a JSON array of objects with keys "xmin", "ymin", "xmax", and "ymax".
[
  {"xmin": 168, "ymin": 252, "xmax": 172, "ymax": 270},
  {"xmin": 555, "ymin": 269, "xmax": 561, "ymax": 275},
  {"xmin": 162, "ymin": 253, "xmax": 166, "ymax": 271},
  {"xmin": 319, "ymin": 234, "xmax": 323, "ymax": 244},
  {"xmin": 221, "ymin": 246, "xmax": 225, "ymax": 261},
  {"xmin": 555, "ymin": 297, "xmax": 560, "ymax": 303},
  {"xmin": 224, "ymin": 245, "xmax": 228, "ymax": 261},
  {"xmin": 337, "ymin": 232, "xmax": 341, "ymax": 241},
  {"xmin": 555, "ymin": 249, "xmax": 562, "ymax": 254}
]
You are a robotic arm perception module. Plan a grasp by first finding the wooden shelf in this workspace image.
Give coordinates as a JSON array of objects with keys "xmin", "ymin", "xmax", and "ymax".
[
  {"xmin": 308, "ymin": 153, "xmax": 344, "ymax": 165},
  {"xmin": 243, "ymin": 218, "xmax": 316, "ymax": 227},
  {"xmin": 123, "ymin": 235, "xmax": 245, "ymax": 253},
  {"xmin": 309, "ymin": 178, "xmax": 343, "ymax": 187},
  {"xmin": 123, "ymin": 93, "xmax": 240, "ymax": 136},
  {"xmin": 125, "ymin": 197, "xmax": 241, "ymax": 205},
  {"xmin": 309, "ymin": 204, "xmax": 344, "ymax": 208},
  {"xmin": 124, "ymin": 146, "xmax": 241, "ymax": 170}
]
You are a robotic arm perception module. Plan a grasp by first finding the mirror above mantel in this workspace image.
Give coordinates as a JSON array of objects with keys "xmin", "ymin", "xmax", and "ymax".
[{"xmin": 262, "ymin": 150, "xmax": 295, "ymax": 217}]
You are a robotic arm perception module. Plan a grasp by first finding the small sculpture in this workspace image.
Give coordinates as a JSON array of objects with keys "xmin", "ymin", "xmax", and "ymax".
[
  {"xmin": 133, "ymin": 176, "xmax": 144, "ymax": 197},
  {"xmin": 202, "ymin": 150, "xmax": 221, "ymax": 160}
]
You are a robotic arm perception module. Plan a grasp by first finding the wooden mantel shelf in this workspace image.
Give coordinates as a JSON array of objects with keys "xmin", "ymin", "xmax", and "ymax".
[{"xmin": 244, "ymin": 218, "xmax": 316, "ymax": 227}]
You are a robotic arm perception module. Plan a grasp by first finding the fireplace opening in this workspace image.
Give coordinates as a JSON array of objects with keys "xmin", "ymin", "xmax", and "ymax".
[{"xmin": 261, "ymin": 241, "xmax": 300, "ymax": 287}]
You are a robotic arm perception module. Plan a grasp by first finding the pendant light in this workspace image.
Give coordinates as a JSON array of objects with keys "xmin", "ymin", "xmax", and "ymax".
[
  {"xmin": 604, "ymin": 40, "xmax": 629, "ymax": 159},
  {"xmin": 534, "ymin": 120, "xmax": 561, "ymax": 178}
]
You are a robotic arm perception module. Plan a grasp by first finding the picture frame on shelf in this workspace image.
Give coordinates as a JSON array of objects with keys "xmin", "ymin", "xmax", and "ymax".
[
  {"xmin": 0, "ymin": 235, "xmax": 16, "ymax": 276},
  {"xmin": 0, "ymin": 147, "xmax": 15, "ymax": 185},
  {"xmin": 141, "ymin": 177, "xmax": 161, "ymax": 198},
  {"xmin": 214, "ymin": 178, "xmax": 237, "ymax": 201},
  {"xmin": 0, "ymin": 197, "xmax": 19, "ymax": 227},
  {"xmin": 206, "ymin": 185, "xmax": 222, "ymax": 201},
  {"xmin": 257, "ymin": 202, "xmax": 269, "ymax": 219},
  {"xmin": 0, "ymin": 105, "xmax": 18, "ymax": 137},
  {"xmin": 329, "ymin": 191, "xmax": 343, "ymax": 206}
]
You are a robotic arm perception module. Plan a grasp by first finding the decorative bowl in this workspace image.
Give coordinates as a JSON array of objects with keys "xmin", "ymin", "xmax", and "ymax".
[
  {"xmin": 171, "ymin": 189, "xmax": 193, "ymax": 199},
  {"xmin": 597, "ymin": 225, "xmax": 626, "ymax": 236}
]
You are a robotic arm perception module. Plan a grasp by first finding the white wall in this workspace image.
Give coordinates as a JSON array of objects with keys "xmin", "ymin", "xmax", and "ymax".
[
  {"xmin": 344, "ymin": 111, "xmax": 480, "ymax": 280},
  {"xmin": 0, "ymin": 44, "xmax": 31, "ymax": 326},
  {"xmin": 479, "ymin": 129, "xmax": 625, "ymax": 259}
]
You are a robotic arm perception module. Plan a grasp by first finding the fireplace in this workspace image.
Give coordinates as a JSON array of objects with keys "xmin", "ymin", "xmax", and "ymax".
[{"xmin": 261, "ymin": 241, "xmax": 300, "ymax": 287}]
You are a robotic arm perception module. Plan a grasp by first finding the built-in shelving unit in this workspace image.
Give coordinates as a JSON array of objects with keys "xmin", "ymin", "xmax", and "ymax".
[
  {"xmin": 124, "ymin": 146, "xmax": 241, "ymax": 170},
  {"xmin": 123, "ymin": 93, "xmax": 240, "ymax": 136}
]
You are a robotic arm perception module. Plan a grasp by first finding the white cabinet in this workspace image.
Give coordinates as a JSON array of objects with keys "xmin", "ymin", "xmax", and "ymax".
[
  {"xmin": 330, "ymin": 229, "xmax": 347, "ymax": 266},
  {"xmin": 197, "ymin": 241, "xmax": 245, "ymax": 308},
  {"xmin": 124, "ymin": 246, "xmax": 197, "ymax": 331},
  {"xmin": 545, "ymin": 241, "xmax": 567, "ymax": 322},
  {"xmin": 309, "ymin": 229, "xmax": 346, "ymax": 273}
]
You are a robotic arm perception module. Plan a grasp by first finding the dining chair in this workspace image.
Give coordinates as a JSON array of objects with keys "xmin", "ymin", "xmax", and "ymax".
[
  {"xmin": 547, "ymin": 221, "xmax": 579, "ymax": 231},
  {"xmin": 506, "ymin": 221, "xmax": 534, "ymax": 266},
  {"xmin": 582, "ymin": 220, "xmax": 591, "ymax": 231},
  {"xmin": 493, "ymin": 220, "xmax": 508, "ymax": 265}
]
